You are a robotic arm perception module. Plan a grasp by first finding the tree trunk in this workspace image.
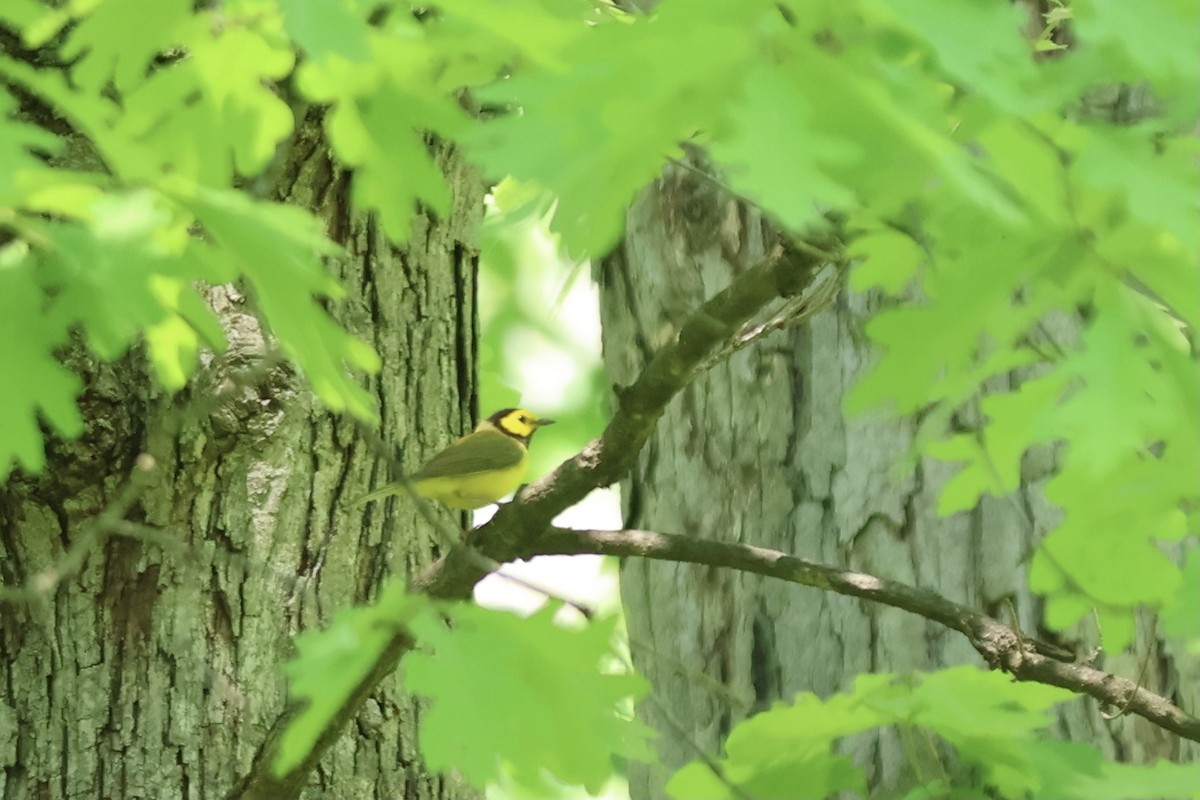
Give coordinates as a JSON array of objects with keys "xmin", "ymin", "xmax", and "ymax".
[
  {"xmin": 0, "ymin": 115, "xmax": 485, "ymax": 798},
  {"xmin": 599, "ymin": 160, "xmax": 1190, "ymax": 799}
]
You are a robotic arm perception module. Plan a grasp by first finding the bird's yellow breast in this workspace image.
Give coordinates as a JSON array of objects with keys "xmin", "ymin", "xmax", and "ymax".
[{"xmin": 412, "ymin": 456, "xmax": 528, "ymax": 510}]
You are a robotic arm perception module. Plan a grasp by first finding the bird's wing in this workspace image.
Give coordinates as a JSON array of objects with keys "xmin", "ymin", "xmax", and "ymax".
[{"xmin": 412, "ymin": 429, "xmax": 525, "ymax": 479}]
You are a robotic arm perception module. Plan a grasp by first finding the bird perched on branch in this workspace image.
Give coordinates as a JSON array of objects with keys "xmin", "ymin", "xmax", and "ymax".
[{"xmin": 352, "ymin": 408, "xmax": 554, "ymax": 510}]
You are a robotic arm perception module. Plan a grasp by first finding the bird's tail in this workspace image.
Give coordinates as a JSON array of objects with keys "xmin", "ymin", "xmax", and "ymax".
[{"xmin": 348, "ymin": 481, "xmax": 410, "ymax": 507}]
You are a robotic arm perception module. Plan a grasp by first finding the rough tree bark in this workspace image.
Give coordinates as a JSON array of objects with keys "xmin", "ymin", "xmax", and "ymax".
[
  {"xmin": 599, "ymin": 158, "xmax": 1194, "ymax": 798},
  {"xmin": 0, "ymin": 106, "xmax": 486, "ymax": 798}
]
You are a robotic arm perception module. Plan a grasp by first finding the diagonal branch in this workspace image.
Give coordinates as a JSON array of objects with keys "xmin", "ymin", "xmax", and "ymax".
[
  {"xmin": 526, "ymin": 527, "xmax": 1200, "ymax": 744},
  {"xmin": 226, "ymin": 239, "xmax": 830, "ymax": 799},
  {"xmin": 420, "ymin": 240, "xmax": 827, "ymax": 598}
]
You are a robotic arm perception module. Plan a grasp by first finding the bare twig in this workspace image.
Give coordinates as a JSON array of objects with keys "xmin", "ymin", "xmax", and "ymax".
[
  {"xmin": 2, "ymin": 352, "xmax": 304, "ymax": 607},
  {"xmin": 698, "ymin": 261, "xmax": 844, "ymax": 375},
  {"xmin": 1100, "ymin": 637, "xmax": 1155, "ymax": 722},
  {"xmin": 626, "ymin": 635, "xmax": 754, "ymax": 712},
  {"xmin": 643, "ymin": 692, "xmax": 756, "ymax": 800},
  {"xmin": 613, "ymin": 646, "xmax": 756, "ymax": 800},
  {"xmin": 1, "ymin": 454, "xmax": 162, "ymax": 603}
]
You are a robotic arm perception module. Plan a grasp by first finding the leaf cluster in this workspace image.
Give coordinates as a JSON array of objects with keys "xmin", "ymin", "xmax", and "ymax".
[
  {"xmin": 280, "ymin": 583, "xmax": 652, "ymax": 794},
  {"xmin": 667, "ymin": 667, "xmax": 1200, "ymax": 799}
]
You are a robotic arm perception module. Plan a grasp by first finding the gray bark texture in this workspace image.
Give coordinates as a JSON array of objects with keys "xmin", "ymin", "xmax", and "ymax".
[
  {"xmin": 0, "ymin": 114, "xmax": 485, "ymax": 798},
  {"xmin": 598, "ymin": 161, "xmax": 1195, "ymax": 799}
]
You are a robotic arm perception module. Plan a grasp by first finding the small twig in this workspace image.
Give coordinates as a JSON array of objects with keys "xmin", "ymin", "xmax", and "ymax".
[
  {"xmin": 1004, "ymin": 598, "xmax": 1025, "ymax": 653},
  {"xmin": 898, "ymin": 723, "xmax": 934, "ymax": 788},
  {"xmin": 1, "ymin": 454, "xmax": 160, "ymax": 603},
  {"xmin": 626, "ymin": 636, "xmax": 754, "ymax": 712},
  {"xmin": 106, "ymin": 520, "xmax": 192, "ymax": 555},
  {"xmin": 698, "ymin": 262, "xmax": 844, "ymax": 375},
  {"xmin": 613, "ymin": 647, "xmax": 756, "ymax": 800},
  {"xmin": 1101, "ymin": 636, "xmax": 1155, "ymax": 721},
  {"xmin": 643, "ymin": 692, "xmax": 757, "ymax": 800},
  {"xmin": 3, "ymin": 352, "xmax": 306, "ymax": 607}
]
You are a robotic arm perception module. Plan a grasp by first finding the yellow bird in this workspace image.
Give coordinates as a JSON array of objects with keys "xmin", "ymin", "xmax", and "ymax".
[{"xmin": 353, "ymin": 408, "xmax": 554, "ymax": 510}]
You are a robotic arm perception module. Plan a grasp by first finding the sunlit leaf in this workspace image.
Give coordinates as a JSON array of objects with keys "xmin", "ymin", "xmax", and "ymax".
[
  {"xmin": 404, "ymin": 604, "xmax": 653, "ymax": 793},
  {"xmin": 0, "ymin": 255, "xmax": 83, "ymax": 481},
  {"xmin": 179, "ymin": 186, "xmax": 381, "ymax": 421}
]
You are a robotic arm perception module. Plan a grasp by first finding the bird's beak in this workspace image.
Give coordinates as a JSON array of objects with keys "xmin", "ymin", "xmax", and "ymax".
[{"xmin": 534, "ymin": 418, "xmax": 556, "ymax": 427}]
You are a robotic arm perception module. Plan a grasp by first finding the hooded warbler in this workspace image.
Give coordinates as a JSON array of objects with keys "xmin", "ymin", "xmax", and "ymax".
[{"xmin": 353, "ymin": 408, "xmax": 554, "ymax": 510}]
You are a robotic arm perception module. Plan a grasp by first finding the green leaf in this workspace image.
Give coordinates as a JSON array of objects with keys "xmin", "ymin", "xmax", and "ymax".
[
  {"xmin": 61, "ymin": 0, "xmax": 193, "ymax": 94},
  {"xmin": 1097, "ymin": 219, "xmax": 1200, "ymax": 332},
  {"xmin": 324, "ymin": 82, "xmax": 459, "ymax": 243},
  {"xmin": 1040, "ymin": 590, "xmax": 1091, "ymax": 633},
  {"xmin": 179, "ymin": 185, "xmax": 381, "ymax": 421},
  {"xmin": 924, "ymin": 435, "xmax": 993, "ymax": 516},
  {"xmin": 1093, "ymin": 605, "xmax": 1137, "ymax": 654},
  {"xmin": 1027, "ymin": 741, "xmax": 1200, "ymax": 800},
  {"xmin": 279, "ymin": 0, "xmax": 371, "ymax": 63},
  {"xmin": 464, "ymin": 0, "xmax": 773, "ymax": 254},
  {"xmin": 909, "ymin": 664, "xmax": 1069, "ymax": 717},
  {"xmin": 667, "ymin": 674, "xmax": 895, "ymax": 799},
  {"xmin": 899, "ymin": 780, "xmax": 989, "ymax": 800},
  {"xmin": 1040, "ymin": 466, "xmax": 1184, "ymax": 603},
  {"xmin": 709, "ymin": 63, "xmax": 856, "ymax": 232},
  {"xmin": 895, "ymin": 670, "xmax": 1071, "ymax": 797},
  {"xmin": 13, "ymin": 169, "xmax": 109, "ymax": 218},
  {"xmin": 1073, "ymin": 127, "xmax": 1199, "ymax": 258},
  {"xmin": 668, "ymin": 753, "xmax": 863, "ymax": 800},
  {"xmin": 18, "ymin": 187, "xmax": 223, "ymax": 395},
  {"xmin": 113, "ymin": 15, "xmax": 295, "ymax": 185},
  {"xmin": 403, "ymin": 604, "xmax": 653, "ymax": 793},
  {"xmin": 0, "ymin": 91, "xmax": 63, "ymax": 203},
  {"xmin": 0, "ymin": 54, "xmax": 125, "ymax": 175},
  {"xmin": 1160, "ymin": 548, "xmax": 1200, "ymax": 643},
  {"xmin": 1071, "ymin": 0, "xmax": 1200, "ymax": 93},
  {"xmin": 0, "ymin": 0, "xmax": 47, "ymax": 30},
  {"xmin": 975, "ymin": 119, "xmax": 1071, "ymax": 226},
  {"xmin": 782, "ymin": 29, "xmax": 1023, "ymax": 223},
  {"xmin": 33, "ymin": 191, "xmax": 185, "ymax": 361},
  {"xmin": 277, "ymin": 581, "xmax": 424, "ymax": 775},
  {"xmin": 873, "ymin": 0, "xmax": 1042, "ymax": 114},
  {"xmin": 0, "ymin": 252, "xmax": 84, "ymax": 481},
  {"xmin": 431, "ymin": 0, "xmax": 589, "ymax": 73},
  {"xmin": 666, "ymin": 669, "xmax": 1125, "ymax": 800},
  {"xmin": 143, "ymin": 274, "xmax": 227, "ymax": 391},
  {"xmin": 1016, "ymin": 279, "xmax": 1200, "ymax": 647},
  {"xmin": 927, "ymin": 374, "xmax": 1066, "ymax": 515},
  {"xmin": 848, "ymin": 228, "xmax": 923, "ymax": 294}
]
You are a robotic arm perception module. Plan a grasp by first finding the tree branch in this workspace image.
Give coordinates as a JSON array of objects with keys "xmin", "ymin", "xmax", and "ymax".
[
  {"xmin": 526, "ymin": 527, "xmax": 1200, "ymax": 744},
  {"xmin": 226, "ymin": 239, "xmax": 828, "ymax": 799},
  {"xmin": 420, "ymin": 240, "xmax": 826, "ymax": 597}
]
